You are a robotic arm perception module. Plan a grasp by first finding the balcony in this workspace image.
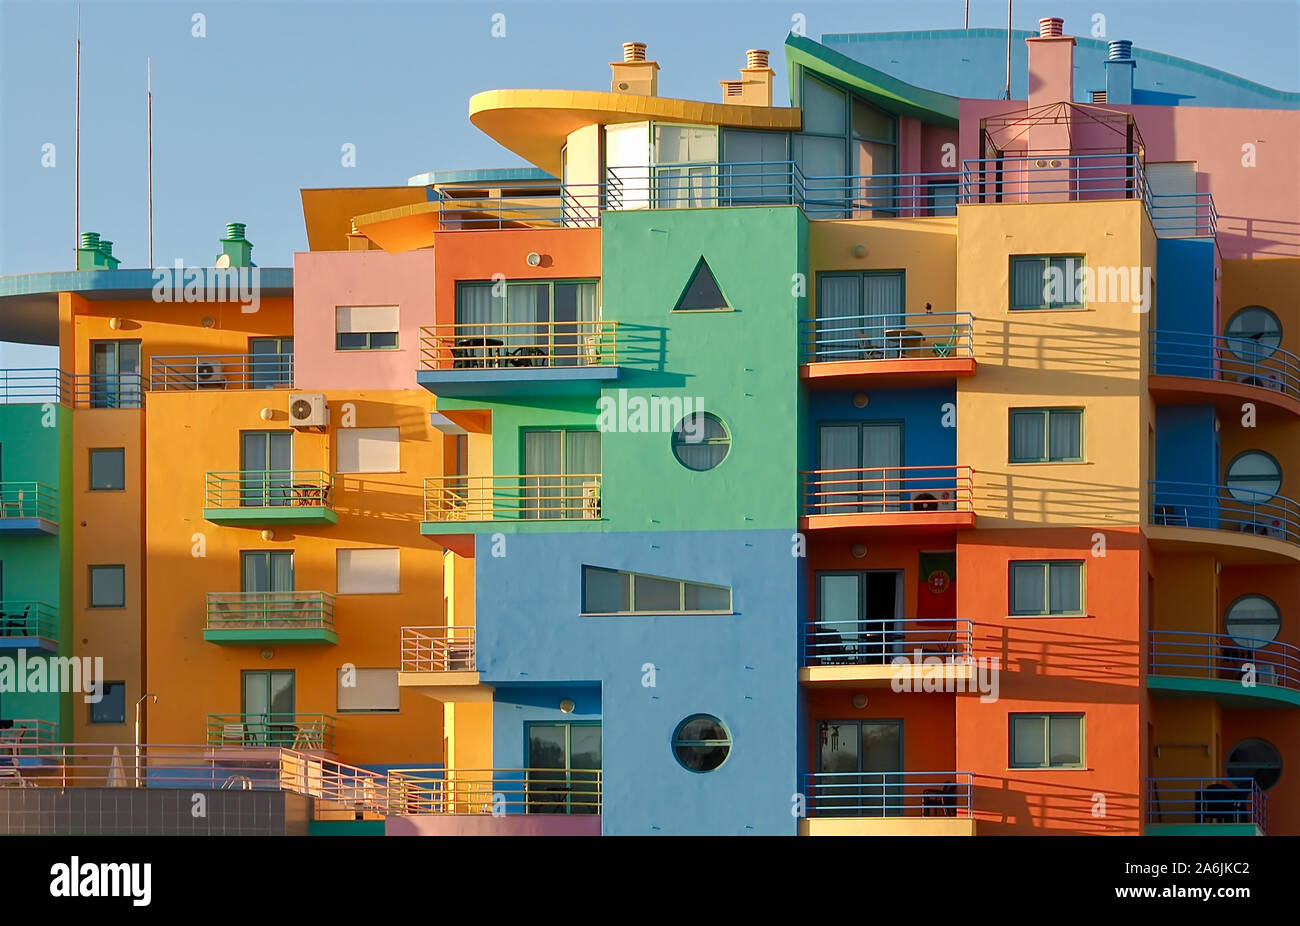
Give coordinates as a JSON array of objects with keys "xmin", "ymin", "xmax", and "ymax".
[
  {"xmin": 1148, "ymin": 630, "xmax": 1300, "ymax": 708},
  {"xmin": 434, "ymin": 183, "xmax": 603, "ymax": 230},
  {"xmin": 206, "ymin": 713, "xmax": 336, "ymax": 752},
  {"xmin": 203, "ymin": 470, "xmax": 337, "ymax": 525},
  {"xmin": 801, "ymin": 619, "xmax": 973, "ymax": 687},
  {"xmin": 800, "ymin": 771, "xmax": 975, "ymax": 836},
  {"xmin": 1150, "ymin": 331, "xmax": 1300, "ymax": 418},
  {"xmin": 0, "ymin": 483, "xmax": 58, "ymax": 536},
  {"xmin": 417, "ymin": 321, "xmax": 620, "ymax": 397},
  {"xmin": 802, "ymin": 312, "xmax": 975, "ymax": 385},
  {"xmin": 149, "ymin": 353, "xmax": 294, "ymax": 392},
  {"xmin": 0, "ymin": 601, "xmax": 58, "ymax": 653},
  {"xmin": 422, "ymin": 474, "xmax": 601, "ymax": 549},
  {"xmin": 385, "ymin": 767, "xmax": 601, "ymax": 836},
  {"xmin": 0, "ymin": 718, "xmax": 58, "ymax": 750},
  {"xmin": 801, "ymin": 465, "xmax": 974, "ymax": 533},
  {"xmin": 1148, "ymin": 480, "xmax": 1300, "ymax": 564},
  {"xmin": 1146, "ymin": 777, "xmax": 1265, "ymax": 836},
  {"xmin": 203, "ymin": 591, "xmax": 337, "ymax": 646},
  {"xmin": 397, "ymin": 625, "xmax": 488, "ymax": 699}
]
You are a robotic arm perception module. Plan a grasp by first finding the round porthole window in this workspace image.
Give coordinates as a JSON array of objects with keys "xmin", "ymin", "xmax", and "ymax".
[
  {"xmin": 1225, "ymin": 451, "xmax": 1282, "ymax": 503},
  {"xmin": 1225, "ymin": 306, "xmax": 1282, "ymax": 361},
  {"xmin": 672, "ymin": 714, "xmax": 731, "ymax": 772},
  {"xmin": 1226, "ymin": 738, "xmax": 1283, "ymax": 791},
  {"xmin": 671, "ymin": 413, "xmax": 730, "ymax": 471},
  {"xmin": 1225, "ymin": 595, "xmax": 1281, "ymax": 648}
]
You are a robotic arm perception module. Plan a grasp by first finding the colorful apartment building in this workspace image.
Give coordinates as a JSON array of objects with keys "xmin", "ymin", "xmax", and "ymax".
[{"xmin": 0, "ymin": 15, "xmax": 1297, "ymax": 836}]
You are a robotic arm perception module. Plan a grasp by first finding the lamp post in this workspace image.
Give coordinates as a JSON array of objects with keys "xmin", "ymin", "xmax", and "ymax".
[{"xmin": 134, "ymin": 693, "xmax": 157, "ymax": 787}]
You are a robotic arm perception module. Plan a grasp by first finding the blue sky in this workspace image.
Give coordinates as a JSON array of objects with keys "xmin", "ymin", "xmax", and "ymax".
[{"xmin": 1, "ymin": 0, "xmax": 1297, "ymax": 365}]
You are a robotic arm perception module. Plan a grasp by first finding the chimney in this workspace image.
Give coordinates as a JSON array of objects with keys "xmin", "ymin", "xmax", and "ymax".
[
  {"xmin": 720, "ymin": 48, "xmax": 773, "ymax": 106},
  {"xmin": 1104, "ymin": 40, "xmax": 1135, "ymax": 104},
  {"xmin": 1026, "ymin": 17, "xmax": 1076, "ymax": 109},
  {"xmin": 77, "ymin": 231, "xmax": 120, "ymax": 270},
  {"xmin": 219, "ymin": 222, "xmax": 254, "ymax": 267},
  {"xmin": 611, "ymin": 41, "xmax": 658, "ymax": 96}
]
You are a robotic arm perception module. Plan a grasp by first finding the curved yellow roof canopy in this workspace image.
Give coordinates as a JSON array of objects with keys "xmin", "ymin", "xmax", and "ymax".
[{"xmin": 469, "ymin": 89, "xmax": 802, "ymax": 176}]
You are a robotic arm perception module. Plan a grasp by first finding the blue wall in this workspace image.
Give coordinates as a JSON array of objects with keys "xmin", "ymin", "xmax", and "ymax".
[
  {"xmin": 475, "ymin": 528, "xmax": 800, "ymax": 835},
  {"xmin": 1155, "ymin": 238, "xmax": 1216, "ymax": 335},
  {"xmin": 809, "ymin": 385, "xmax": 957, "ymax": 469},
  {"xmin": 1154, "ymin": 405, "xmax": 1219, "ymax": 528}
]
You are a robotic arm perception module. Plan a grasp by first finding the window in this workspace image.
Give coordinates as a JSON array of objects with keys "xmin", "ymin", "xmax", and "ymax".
[
  {"xmin": 673, "ymin": 258, "xmax": 729, "ymax": 311},
  {"xmin": 1225, "ymin": 451, "xmax": 1281, "ymax": 502},
  {"xmin": 1226, "ymin": 738, "xmax": 1283, "ymax": 790},
  {"xmin": 89, "ymin": 340, "xmax": 142, "ymax": 408},
  {"xmin": 1225, "ymin": 306, "xmax": 1281, "ymax": 361},
  {"xmin": 336, "ymin": 668, "xmax": 400, "ymax": 713},
  {"xmin": 243, "ymin": 550, "xmax": 294, "ymax": 593},
  {"xmin": 335, "ymin": 305, "xmax": 399, "ymax": 350},
  {"xmin": 1225, "ymin": 595, "xmax": 1281, "ymax": 647},
  {"xmin": 1010, "ymin": 713, "xmax": 1084, "ymax": 768},
  {"xmin": 1009, "ymin": 408, "xmax": 1083, "ymax": 463},
  {"xmin": 89, "ymin": 565, "xmax": 125, "ymax": 608},
  {"xmin": 721, "ymin": 129, "xmax": 790, "ymax": 205},
  {"xmin": 523, "ymin": 429, "xmax": 601, "ymax": 519},
  {"xmin": 1010, "ymin": 561, "xmax": 1084, "ymax": 616},
  {"xmin": 671, "ymin": 412, "xmax": 730, "ymax": 471},
  {"xmin": 337, "ymin": 548, "xmax": 400, "ymax": 595},
  {"xmin": 652, "ymin": 123, "xmax": 719, "ymax": 208},
  {"xmin": 814, "ymin": 272, "xmax": 905, "ymax": 359},
  {"xmin": 582, "ymin": 565, "xmax": 731, "ymax": 615},
  {"xmin": 89, "ymin": 681, "xmax": 126, "ymax": 724},
  {"xmin": 337, "ymin": 427, "xmax": 400, "ymax": 474},
  {"xmin": 89, "ymin": 448, "xmax": 125, "ymax": 490},
  {"xmin": 928, "ymin": 182, "xmax": 958, "ymax": 217},
  {"xmin": 1010, "ymin": 255, "xmax": 1085, "ymax": 310},
  {"xmin": 672, "ymin": 714, "xmax": 731, "ymax": 772},
  {"xmin": 249, "ymin": 337, "xmax": 293, "ymax": 389},
  {"xmin": 455, "ymin": 280, "xmax": 599, "ymax": 366}
]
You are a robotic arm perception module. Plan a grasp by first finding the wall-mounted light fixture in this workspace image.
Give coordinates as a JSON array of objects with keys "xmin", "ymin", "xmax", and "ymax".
[
  {"xmin": 853, "ymin": 393, "xmax": 869, "ymax": 408},
  {"xmin": 559, "ymin": 698, "xmax": 576, "ymax": 714}
]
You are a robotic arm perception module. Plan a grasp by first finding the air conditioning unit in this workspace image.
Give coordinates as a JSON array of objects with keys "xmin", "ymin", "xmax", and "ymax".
[
  {"xmin": 195, "ymin": 361, "xmax": 226, "ymax": 389},
  {"xmin": 288, "ymin": 393, "xmax": 328, "ymax": 428}
]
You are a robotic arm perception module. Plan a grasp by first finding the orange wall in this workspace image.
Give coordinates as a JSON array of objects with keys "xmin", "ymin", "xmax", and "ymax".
[
  {"xmin": 806, "ymin": 689, "xmax": 957, "ymax": 773},
  {"xmin": 956, "ymin": 526, "xmax": 1147, "ymax": 835}
]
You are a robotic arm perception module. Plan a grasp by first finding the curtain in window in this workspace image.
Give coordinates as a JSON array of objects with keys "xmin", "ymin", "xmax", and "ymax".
[
  {"xmin": 523, "ymin": 431, "xmax": 563, "ymax": 518},
  {"xmin": 507, "ymin": 283, "xmax": 550, "ymax": 356},
  {"xmin": 1048, "ymin": 411, "xmax": 1081, "ymax": 460},
  {"xmin": 862, "ymin": 424, "xmax": 902, "ymax": 511},
  {"xmin": 553, "ymin": 283, "xmax": 598, "ymax": 366},
  {"xmin": 817, "ymin": 276, "xmax": 862, "ymax": 360},
  {"xmin": 456, "ymin": 282, "xmax": 506, "ymax": 338},
  {"xmin": 818, "ymin": 425, "xmax": 861, "ymax": 513},
  {"xmin": 674, "ymin": 416, "xmax": 724, "ymax": 472},
  {"xmin": 863, "ymin": 274, "xmax": 904, "ymax": 355},
  {"xmin": 1048, "ymin": 564, "xmax": 1080, "ymax": 613},
  {"xmin": 721, "ymin": 130, "xmax": 790, "ymax": 205},
  {"xmin": 1012, "ymin": 564, "xmax": 1045, "ymax": 613},
  {"xmin": 1011, "ymin": 413, "xmax": 1045, "ymax": 461},
  {"xmin": 1012, "ymin": 258, "xmax": 1046, "ymax": 309},
  {"xmin": 1012, "ymin": 716, "xmax": 1046, "ymax": 766}
]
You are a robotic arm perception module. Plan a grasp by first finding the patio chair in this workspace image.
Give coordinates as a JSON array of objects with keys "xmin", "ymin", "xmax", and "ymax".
[
  {"xmin": 1, "ymin": 489, "xmax": 26, "ymax": 519},
  {"xmin": 220, "ymin": 722, "xmax": 246, "ymax": 746},
  {"xmin": 1153, "ymin": 504, "xmax": 1188, "ymax": 527},
  {"xmin": 922, "ymin": 783, "xmax": 959, "ymax": 817},
  {"xmin": 582, "ymin": 482, "xmax": 601, "ymax": 520},
  {"xmin": 582, "ymin": 335, "xmax": 603, "ymax": 366},
  {"xmin": 931, "ymin": 325, "xmax": 962, "ymax": 358},
  {"xmin": 1198, "ymin": 783, "xmax": 1248, "ymax": 824},
  {"xmin": 3, "ymin": 605, "xmax": 31, "ymax": 637},
  {"xmin": 507, "ymin": 346, "xmax": 546, "ymax": 368}
]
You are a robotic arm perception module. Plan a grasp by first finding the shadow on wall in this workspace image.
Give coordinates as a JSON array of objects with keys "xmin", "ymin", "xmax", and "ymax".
[
  {"xmin": 974, "ymin": 776, "xmax": 1140, "ymax": 835},
  {"xmin": 977, "ymin": 317, "xmax": 1145, "ymax": 379},
  {"xmin": 976, "ymin": 471, "xmax": 1142, "ymax": 526},
  {"xmin": 977, "ymin": 623, "xmax": 1142, "ymax": 686},
  {"xmin": 333, "ymin": 478, "xmax": 423, "ymax": 523},
  {"xmin": 1216, "ymin": 215, "xmax": 1300, "ymax": 259}
]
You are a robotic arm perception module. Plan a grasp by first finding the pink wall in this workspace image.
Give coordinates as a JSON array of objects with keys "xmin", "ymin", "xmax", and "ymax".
[
  {"xmin": 959, "ymin": 98, "xmax": 1299, "ymax": 258},
  {"xmin": 292, "ymin": 248, "xmax": 437, "ymax": 391},
  {"xmin": 386, "ymin": 814, "xmax": 602, "ymax": 836}
]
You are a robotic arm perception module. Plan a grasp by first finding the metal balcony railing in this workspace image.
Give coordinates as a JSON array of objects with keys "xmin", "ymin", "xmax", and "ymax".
[
  {"xmin": 433, "ymin": 183, "xmax": 604, "ymax": 229},
  {"xmin": 1148, "ymin": 629, "xmax": 1300, "ymax": 694},
  {"xmin": 1147, "ymin": 777, "xmax": 1266, "ymax": 831},
  {"xmin": 0, "ymin": 368, "xmax": 70, "ymax": 405},
  {"xmin": 803, "ymin": 465, "xmax": 973, "ymax": 517},
  {"xmin": 0, "ymin": 718, "xmax": 58, "ymax": 750},
  {"xmin": 205, "ymin": 470, "xmax": 333, "ymax": 510},
  {"xmin": 803, "ymin": 771, "xmax": 974, "ymax": 818},
  {"xmin": 424, "ymin": 474, "xmax": 601, "ymax": 522},
  {"xmin": 1149, "ymin": 480, "xmax": 1300, "ymax": 546},
  {"xmin": 149, "ymin": 353, "xmax": 294, "ymax": 391},
  {"xmin": 0, "ymin": 482, "xmax": 58, "ymax": 523},
  {"xmin": 419, "ymin": 321, "xmax": 618, "ymax": 370},
  {"xmin": 804, "ymin": 312, "xmax": 973, "ymax": 363},
  {"xmin": 0, "ymin": 600, "xmax": 59, "ymax": 642},
  {"xmin": 805, "ymin": 619, "xmax": 973, "ymax": 668},
  {"xmin": 1151, "ymin": 331, "xmax": 1300, "ymax": 402},
  {"xmin": 206, "ymin": 591, "xmax": 336, "ymax": 634},
  {"xmin": 400, "ymin": 625, "xmax": 476, "ymax": 672},
  {"xmin": 206, "ymin": 713, "xmax": 336, "ymax": 752},
  {"xmin": 386, "ymin": 767, "xmax": 602, "ymax": 815}
]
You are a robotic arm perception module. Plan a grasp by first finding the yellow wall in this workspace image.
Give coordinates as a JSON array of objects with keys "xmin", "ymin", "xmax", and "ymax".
[
  {"xmin": 809, "ymin": 217, "xmax": 957, "ymax": 312},
  {"xmin": 956, "ymin": 200, "xmax": 1154, "ymax": 528},
  {"xmin": 564, "ymin": 124, "xmax": 602, "ymax": 189},
  {"xmin": 144, "ymin": 388, "xmax": 446, "ymax": 763}
]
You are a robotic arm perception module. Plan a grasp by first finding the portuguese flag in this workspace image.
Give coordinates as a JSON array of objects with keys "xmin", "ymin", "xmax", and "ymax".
[{"xmin": 917, "ymin": 552, "xmax": 956, "ymax": 620}]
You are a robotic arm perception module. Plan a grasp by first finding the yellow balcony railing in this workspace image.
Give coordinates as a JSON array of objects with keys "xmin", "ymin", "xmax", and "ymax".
[{"xmin": 419, "ymin": 321, "xmax": 618, "ymax": 371}]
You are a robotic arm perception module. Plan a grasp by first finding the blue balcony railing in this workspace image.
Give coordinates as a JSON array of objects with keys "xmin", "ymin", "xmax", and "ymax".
[
  {"xmin": 1149, "ymin": 629, "xmax": 1300, "ymax": 695},
  {"xmin": 1147, "ymin": 777, "xmax": 1265, "ymax": 831},
  {"xmin": 1149, "ymin": 480, "xmax": 1300, "ymax": 546},
  {"xmin": 803, "ymin": 771, "xmax": 974, "ymax": 818},
  {"xmin": 1151, "ymin": 331, "xmax": 1300, "ymax": 402},
  {"xmin": 804, "ymin": 618, "xmax": 973, "ymax": 668}
]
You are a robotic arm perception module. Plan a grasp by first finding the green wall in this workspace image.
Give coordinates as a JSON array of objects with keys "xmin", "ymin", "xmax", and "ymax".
[{"xmin": 0, "ymin": 403, "xmax": 73, "ymax": 734}]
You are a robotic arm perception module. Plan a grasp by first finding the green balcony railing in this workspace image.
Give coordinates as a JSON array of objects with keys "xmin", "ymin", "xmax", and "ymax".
[
  {"xmin": 0, "ymin": 482, "xmax": 58, "ymax": 524},
  {"xmin": 204, "ymin": 591, "xmax": 336, "ymax": 644},
  {"xmin": 203, "ymin": 470, "xmax": 336, "ymax": 525},
  {"xmin": 207, "ymin": 712, "xmax": 336, "ymax": 752}
]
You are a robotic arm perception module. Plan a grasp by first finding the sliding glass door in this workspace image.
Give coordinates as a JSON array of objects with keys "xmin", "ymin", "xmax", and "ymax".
[
  {"xmin": 526, "ymin": 722, "xmax": 602, "ymax": 814},
  {"xmin": 813, "ymin": 571, "xmax": 903, "ymax": 665},
  {"xmin": 522, "ymin": 430, "xmax": 601, "ymax": 519},
  {"xmin": 818, "ymin": 421, "xmax": 902, "ymax": 512},
  {"xmin": 818, "ymin": 719, "xmax": 902, "ymax": 816},
  {"xmin": 455, "ymin": 281, "xmax": 598, "ymax": 366},
  {"xmin": 240, "ymin": 431, "xmax": 293, "ymax": 507}
]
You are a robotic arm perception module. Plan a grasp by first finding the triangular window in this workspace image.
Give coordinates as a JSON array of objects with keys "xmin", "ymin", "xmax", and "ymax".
[{"xmin": 674, "ymin": 258, "xmax": 730, "ymax": 311}]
